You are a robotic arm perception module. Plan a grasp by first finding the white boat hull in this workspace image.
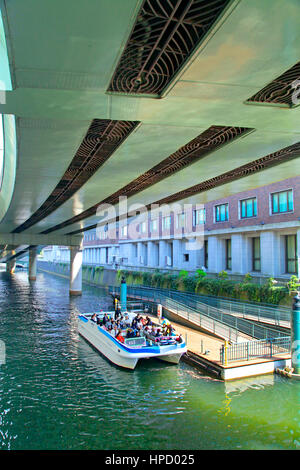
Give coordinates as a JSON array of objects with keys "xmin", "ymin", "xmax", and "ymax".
[{"xmin": 78, "ymin": 315, "xmax": 187, "ymax": 370}]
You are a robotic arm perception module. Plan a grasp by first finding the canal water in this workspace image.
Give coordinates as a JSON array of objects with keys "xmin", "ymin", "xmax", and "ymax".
[{"xmin": 0, "ymin": 270, "xmax": 299, "ymax": 450}]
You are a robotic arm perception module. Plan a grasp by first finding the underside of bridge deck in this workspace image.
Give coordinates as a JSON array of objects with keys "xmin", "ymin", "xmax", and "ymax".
[{"xmin": 0, "ymin": 0, "xmax": 299, "ymax": 292}]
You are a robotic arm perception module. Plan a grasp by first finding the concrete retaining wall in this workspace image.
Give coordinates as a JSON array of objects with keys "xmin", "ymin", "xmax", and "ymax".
[{"xmin": 37, "ymin": 260, "xmax": 119, "ymax": 287}]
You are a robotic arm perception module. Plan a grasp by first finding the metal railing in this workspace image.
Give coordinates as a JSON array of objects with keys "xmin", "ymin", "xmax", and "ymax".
[
  {"xmin": 108, "ymin": 285, "xmax": 289, "ymax": 342},
  {"xmin": 110, "ymin": 285, "xmax": 240, "ymax": 342},
  {"xmin": 125, "ymin": 285, "xmax": 290, "ymax": 327},
  {"xmin": 220, "ymin": 336, "xmax": 291, "ymax": 364}
]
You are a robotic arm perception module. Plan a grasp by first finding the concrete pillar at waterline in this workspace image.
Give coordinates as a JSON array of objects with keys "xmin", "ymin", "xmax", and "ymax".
[
  {"xmin": 291, "ymin": 294, "xmax": 300, "ymax": 375},
  {"xmin": 28, "ymin": 247, "xmax": 38, "ymax": 280},
  {"xmin": 6, "ymin": 258, "xmax": 16, "ymax": 274},
  {"xmin": 69, "ymin": 245, "xmax": 82, "ymax": 295}
]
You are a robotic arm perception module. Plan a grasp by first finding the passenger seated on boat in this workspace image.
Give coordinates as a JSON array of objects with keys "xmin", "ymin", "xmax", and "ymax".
[
  {"xmin": 150, "ymin": 325, "xmax": 157, "ymax": 335},
  {"xmin": 119, "ymin": 316, "xmax": 126, "ymax": 329},
  {"xmin": 132, "ymin": 313, "xmax": 143, "ymax": 328},
  {"xmin": 116, "ymin": 330, "xmax": 125, "ymax": 343},
  {"xmin": 144, "ymin": 316, "xmax": 152, "ymax": 326},
  {"xmin": 124, "ymin": 315, "xmax": 131, "ymax": 328},
  {"xmin": 111, "ymin": 325, "xmax": 118, "ymax": 337},
  {"xmin": 91, "ymin": 313, "xmax": 97, "ymax": 323},
  {"xmin": 126, "ymin": 328, "xmax": 135, "ymax": 338},
  {"xmin": 102, "ymin": 313, "xmax": 109, "ymax": 325}
]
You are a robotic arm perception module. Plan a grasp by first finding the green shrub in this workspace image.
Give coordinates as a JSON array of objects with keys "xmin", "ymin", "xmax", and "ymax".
[
  {"xmin": 196, "ymin": 269, "xmax": 207, "ymax": 279},
  {"xmin": 218, "ymin": 270, "xmax": 228, "ymax": 280},
  {"xmin": 117, "ymin": 268, "xmax": 288, "ymax": 305},
  {"xmin": 179, "ymin": 270, "xmax": 188, "ymax": 278},
  {"xmin": 287, "ymin": 275, "xmax": 300, "ymax": 293},
  {"xmin": 243, "ymin": 273, "xmax": 252, "ymax": 283}
]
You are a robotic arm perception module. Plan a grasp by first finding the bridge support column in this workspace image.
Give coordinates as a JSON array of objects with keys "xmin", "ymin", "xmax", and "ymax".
[
  {"xmin": 6, "ymin": 258, "xmax": 16, "ymax": 274},
  {"xmin": 28, "ymin": 246, "xmax": 37, "ymax": 280},
  {"xmin": 69, "ymin": 244, "xmax": 82, "ymax": 296}
]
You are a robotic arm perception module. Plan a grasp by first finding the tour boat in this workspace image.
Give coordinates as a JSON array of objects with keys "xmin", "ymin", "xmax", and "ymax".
[{"xmin": 77, "ymin": 311, "xmax": 187, "ymax": 370}]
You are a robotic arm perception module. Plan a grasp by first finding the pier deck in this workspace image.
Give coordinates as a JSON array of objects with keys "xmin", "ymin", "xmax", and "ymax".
[{"xmin": 147, "ymin": 314, "xmax": 291, "ymax": 381}]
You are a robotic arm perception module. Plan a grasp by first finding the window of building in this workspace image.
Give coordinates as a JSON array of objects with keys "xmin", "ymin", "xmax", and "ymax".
[
  {"xmin": 140, "ymin": 221, "xmax": 147, "ymax": 233},
  {"xmin": 162, "ymin": 215, "xmax": 171, "ymax": 230},
  {"xmin": 285, "ymin": 234, "xmax": 297, "ymax": 274},
  {"xmin": 215, "ymin": 203, "xmax": 229, "ymax": 222},
  {"xmin": 252, "ymin": 237, "xmax": 261, "ymax": 272},
  {"xmin": 176, "ymin": 212, "xmax": 185, "ymax": 228},
  {"xmin": 193, "ymin": 208, "xmax": 205, "ymax": 225},
  {"xmin": 121, "ymin": 225, "xmax": 127, "ymax": 237},
  {"xmin": 150, "ymin": 219, "xmax": 158, "ymax": 232},
  {"xmin": 183, "ymin": 253, "xmax": 189, "ymax": 262},
  {"xmin": 100, "ymin": 230, "xmax": 107, "ymax": 240},
  {"xmin": 225, "ymin": 239, "xmax": 232, "ymax": 270},
  {"xmin": 271, "ymin": 189, "xmax": 293, "ymax": 214},
  {"xmin": 240, "ymin": 197, "xmax": 257, "ymax": 219}
]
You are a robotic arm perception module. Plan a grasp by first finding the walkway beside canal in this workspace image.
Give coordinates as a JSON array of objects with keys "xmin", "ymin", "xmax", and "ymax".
[{"xmin": 145, "ymin": 311, "xmax": 291, "ymax": 381}]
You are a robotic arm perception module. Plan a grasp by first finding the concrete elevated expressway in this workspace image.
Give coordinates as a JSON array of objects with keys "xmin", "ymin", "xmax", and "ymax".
[{"xmin": 0, "ymin": 0, "xmax": 300, "ymax": 294}]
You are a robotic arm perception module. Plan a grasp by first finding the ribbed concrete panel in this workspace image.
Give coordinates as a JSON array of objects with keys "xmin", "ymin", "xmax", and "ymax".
[
  {"xmin": 41, "ymin": 125, "xmax": 252, "ymax": 234},
  {"xmin": 246, "ymin": 61, "xmax": 300, "ymax": 108},
  {"xmin": 13, "ymin": 119, "xmax": 139, "ymax": 233},
  {"xmin": 107, "ymin": 0, "xmax": 232, "ymax": 96}
]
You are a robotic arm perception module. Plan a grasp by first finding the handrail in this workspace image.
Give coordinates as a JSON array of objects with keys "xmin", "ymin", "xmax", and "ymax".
[
  {"xmin": 108, "ymin": 285, "xmax": 289, "ymax": 342},
  {"xmin": 122, "ymin": 284, "xmax": 290, "ymax": 326},
  {"xmin": 220, "ymin": 336, "xmax": 291, "ymax": 364},
  {"xmin": 109, "ymin": 285, "xmax": 239, "ymax": 342}
]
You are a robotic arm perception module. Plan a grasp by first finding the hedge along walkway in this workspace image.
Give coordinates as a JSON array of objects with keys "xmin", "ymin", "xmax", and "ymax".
[{"xmin": 117, "ymin": 269, "xmax": 291, "ymax": 307}]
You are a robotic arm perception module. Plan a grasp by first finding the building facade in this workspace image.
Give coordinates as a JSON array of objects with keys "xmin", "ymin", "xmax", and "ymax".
[{"xmin": 43, "ymin": 176, "xmax": 300, "ymax": 281}]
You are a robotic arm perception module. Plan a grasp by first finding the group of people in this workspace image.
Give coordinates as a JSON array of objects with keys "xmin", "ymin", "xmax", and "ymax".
[
  {"xmin": 90, "ymin": 310, "xmax": 177, "ymax": 344},
  {"xmin": 124, "ymin": 313, "xmax": 153, "ymax": 339}
]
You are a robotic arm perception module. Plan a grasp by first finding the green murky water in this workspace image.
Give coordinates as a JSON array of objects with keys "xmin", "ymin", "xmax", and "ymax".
[{"xmin": 0, "ymin": 270, "xmax": 299, "ymax": 450}]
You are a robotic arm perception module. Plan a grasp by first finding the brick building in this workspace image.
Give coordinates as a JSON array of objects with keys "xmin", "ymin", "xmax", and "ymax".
[{"xmin": 44, "ymin": 176, "xmax": 300, "ymax": 281}]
